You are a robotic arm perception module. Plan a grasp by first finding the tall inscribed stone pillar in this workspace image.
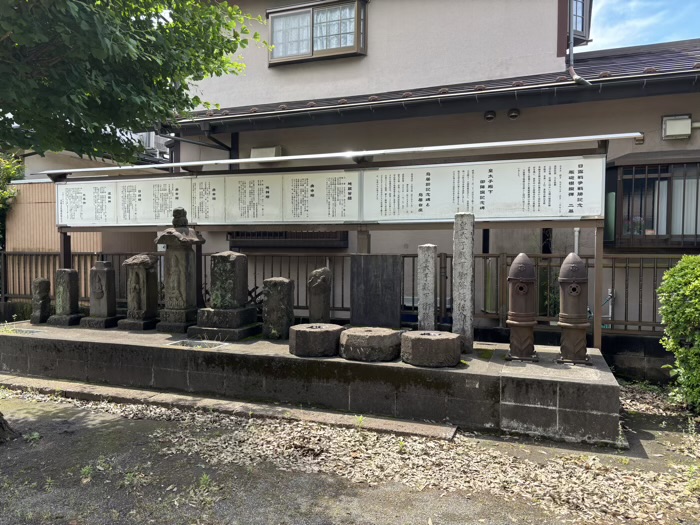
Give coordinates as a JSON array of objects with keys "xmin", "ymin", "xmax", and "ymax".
[
  {"xmin": 417, "ymin": 244, "xmax": 437, "ymax": 330},
  {"xmin": 451, "ymin": 213, "xmax": 474, "ymax": 352}
]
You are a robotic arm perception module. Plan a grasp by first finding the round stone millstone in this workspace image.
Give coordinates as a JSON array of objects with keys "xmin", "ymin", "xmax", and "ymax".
[
  {"xmin": 339, "ymin": 327, "xmax": 401, "ymax": 362},
  {"xmin": 401, "ymin": 331, "xmax": 462, "ymax": 367},
  {"xmin": 289, "ymin": 323, "xmax": 343, "ymax": 357}
]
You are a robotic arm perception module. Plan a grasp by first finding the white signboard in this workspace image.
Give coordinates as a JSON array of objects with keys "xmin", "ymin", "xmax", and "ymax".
[
  {"xmin": 116, "ymin": 178, "xmax": 191, "ymax": 225},
  {"xmin": 55, "ymin": 156, "xmax": 605, "ymax": 227},
  {"xmin": 225, "ymin": 174, "xmax": 284, "ymax": 223},
  {"xmin": 190, "ymin": 176, "xmax": 226, "ymax": 224},
  {"xmin": 57, "ymin": 182, "xmax": 117, "ymax": 226},
  {"xmin": 363, "ymin": 156, "xmax": 605, "ymax": 222},
  {"xmin": 283, "ymin": 171, "xmax": 360, "ymax": 222}
]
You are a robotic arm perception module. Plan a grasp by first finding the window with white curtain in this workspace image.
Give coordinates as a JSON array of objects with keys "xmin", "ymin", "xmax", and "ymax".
[
  {"xmin": 617, "ymin": 164, "xmax": 700, "ymax": 247},
  {"xmin": 268, "ymin": 1, "xmax": 367, "ymax": 65}
]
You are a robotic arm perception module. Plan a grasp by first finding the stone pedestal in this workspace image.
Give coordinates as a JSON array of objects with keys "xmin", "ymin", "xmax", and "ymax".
[
  {"xmin": 30, "ymin": 278, "xmax": 51, "ymax": 325},
  {"xmin": 47, "ymin": 269, "xmax": 83, "ymax": 326},
  {"xmin": 155, "ymin": 209, "xmax": 205, "ymax": 333},
  {"xmin": 452, "ymin": 213, "xmax": 475, "ymax": 352},
  {"xmin": 340, "ymin": 327, "xmax": 401, "ymax": 362},
  {"xmin": 417, "ymin": 244, "xmax": 437, "ymax": 330},
  {"xmin": 262, "ymin": 277, "xmax": 294, "ymax": 340},
  {"xmin": 80, "ymin": 261, "xmax": 120, "ymax": 328},
  {"xmin": 401, "ymin": 331, "xmax": 461, "ymax": 367},
  {"xmin": 289, "ymin": 323, "xmax": 343, "ymax": 357},
  {"xmin": 307, "ymin": 267, "xmax": 332, "ymax": 323},
  {"xmin": 188, "ymin": 251, "xmax": 261, "ymax": 342},
  {"xmin": 118, "ymin": 254, "xmax": 160, "ymax": 331}
]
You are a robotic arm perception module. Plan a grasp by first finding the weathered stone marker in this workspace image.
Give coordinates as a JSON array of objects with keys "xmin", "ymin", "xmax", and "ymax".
[
  {"xmin": 506, "ymin": 253, "xmax": 538, "ymax": 361},
  {"xmin": 307, "ymin": 267, "xmax": 332, "ymax": 323},
  {"xmin": 262, "ymin": 277, "xmax": 294, "ymax": 339},
  {"xmin": 558, "ymin": 252, "xmax": 591, "ymax": 364},
  {"xmin": 401, "ymin": 331, "xmax": 461, "ymax": 367},
  {"xmin": 155, "ymin": 208, "xmax": 205, "ymax": 333},
  {"xmin": 29, "ymin": 278, "xmax": 51, "ymax": 324},
  {"xmin": 47, "ymin": 269, "xmax": 83, "ymax": 326},
  {"xmin": 350, "ymin": 254, "xmax": 402, "ymax": 329},
  {"xmin": 118, "ymin": 254, "xmax": 159, "ymax": 331},
  {"xmin": 188, "ymin": 251, "xmax": 261, "ymax": 341},
  {"xmin": 80, "ymin": 261, "xmax": 120, "ymax": 328},
  {"xmin": 340, "ymin": 327, "xmax": 401, "ymax": 362},
  {"xmin": 417, "ymin": 244, "xmax": 437, "ymax": 330},
  {"xmin": 452, "ymin": 213, "xmax": 475, "ymax": 352},
  {"xmin": 289, "ymin": 323, "xmax": 343, "ymax": 357}
]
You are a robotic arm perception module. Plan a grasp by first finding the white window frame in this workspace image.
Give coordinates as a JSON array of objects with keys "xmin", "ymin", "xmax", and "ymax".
[{"xmin": 267, "ymin": 0, "xmax": 367, "ymax": 66}]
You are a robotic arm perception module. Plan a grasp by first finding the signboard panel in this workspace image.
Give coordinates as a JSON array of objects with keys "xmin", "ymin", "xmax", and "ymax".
[
  {"xmin": 117, "ymin": 179, "xmax": 191, "ymax": 225},
  {"xmin": 362, "ymin": 156, "xmax": 605, "ymax": 222},
  {"xmin": 57, "ymin": 182, "xmax": 117, "ymax": 226},
  {"xmin": 283, "ymin": 171, "xmax": 360, "ymax": 222},
  {"xmin": 225, "ymin": 174, "xmax": 284, "ymax": 223},
  {"xmin": 190, "ymin": 176, "xmax": 226, "ymax": 224},
  {"xmin": 55, "ymin": 156, "xmax": 605, "ymax": 227}
]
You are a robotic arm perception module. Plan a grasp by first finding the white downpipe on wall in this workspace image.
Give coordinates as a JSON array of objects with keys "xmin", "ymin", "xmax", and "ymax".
[{"xmin": 573, "ymin": 227, "xmax": 580, "ymax": 254}]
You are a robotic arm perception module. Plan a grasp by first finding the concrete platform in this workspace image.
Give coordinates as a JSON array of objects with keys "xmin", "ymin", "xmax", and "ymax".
[{"xmin": 0, "ymin": 322, "xmax": 622, "ymax": 446}]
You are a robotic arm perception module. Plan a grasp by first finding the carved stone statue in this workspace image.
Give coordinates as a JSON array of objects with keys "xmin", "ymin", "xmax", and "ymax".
[{"xmin": 119, "ymin": 254, "xmax": 159, "ymax": 331}]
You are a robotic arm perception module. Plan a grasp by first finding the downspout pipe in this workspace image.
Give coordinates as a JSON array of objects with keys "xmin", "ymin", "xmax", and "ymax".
[{"xmin": 568, "ymin": 0, "xmax": 592, "ymax": 86}]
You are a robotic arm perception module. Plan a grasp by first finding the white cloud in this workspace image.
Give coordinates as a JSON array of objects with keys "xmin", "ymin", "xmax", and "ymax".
[{"xmin": 584, "ymin": 0, "xmax": 698, "ymax": 51}]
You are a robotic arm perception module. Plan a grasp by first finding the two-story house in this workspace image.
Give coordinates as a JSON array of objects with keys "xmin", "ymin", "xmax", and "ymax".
[{"xmin": 6, "ymin": 0, "xmax": 700, "ymax": 379}]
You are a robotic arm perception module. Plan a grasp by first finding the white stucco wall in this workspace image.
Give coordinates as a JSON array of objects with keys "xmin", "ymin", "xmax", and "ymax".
[{"xmin": 194, "ymin": 0, "xmax": 564, "ymax": 109}]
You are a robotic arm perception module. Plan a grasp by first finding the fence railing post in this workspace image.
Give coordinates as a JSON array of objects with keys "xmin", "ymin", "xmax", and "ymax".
[{"xmin": 498, "ymin": 253, "xmax": 508, "ymax": 328}]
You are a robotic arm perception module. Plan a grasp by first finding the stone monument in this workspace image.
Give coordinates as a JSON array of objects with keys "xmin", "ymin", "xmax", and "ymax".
[
  {"xmin": 452, "ymin": 213, "xmax": 475, "ymax": 352},
  {"xmin": 307, "ymin": 267, "xmax": 332, "ymax": 323},
  {"xmin": 155, "ymin": 208, "xmax": 205, "ymax": 333},
  {"xmin": 188, "ymin": 251, "xmax": 261, "ymax": 341},
  {"xmin": 47, "ymin": 269, "xmax": 83, "ymax": 326},
  {"xmin": 80, "ymin": 261, "xmax": 120, "ymax": 328},
  {"xmin": 118, "ymin": 254, "xmax": 159, "ymax": 330},
  {"xmin": 350, "ymin": 254, "xmax": 402, "ymax": 328},
  {"xmin": 262, "ymin": 277, "xmax": 294, "ymax": 339},
  {"xmin": 29, "ymin": 278, "xmax": 51, "ymax": 325},
  {"xmin": 417, "ymin": 244, "xmax": 437, "ymax": 330}
]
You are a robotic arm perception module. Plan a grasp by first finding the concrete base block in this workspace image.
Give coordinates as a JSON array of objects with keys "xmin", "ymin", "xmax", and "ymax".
[
  {"xmin": 187, "ymin": 323, "xmax": 262, "ymax": 342},
  {"xmin": 401, "ymin": 331, "xmax": 461, "ymax": 367},
  {"xmin": 118, "ymin": 318, "xmax": 158, "ymax": 331},
  {"xmin": 340, "ymin": 327, "xmax": 401, "ymax": 362},
  {"xmin": 197, "ymin": 306, "xmax": 257, "ymax": 329},
  {"xmin": 289, "ymin": 323, "xmax": 343, "ymax": 357},
  {"xmin": 0, "ymin": 325, "xmax": 622, "ymax": 447},
  {"xmin": 157, "ymin": 321, "xmax": 195, "ymax": 334},
  {"xmin": 47, "ymin": 314, "xmax": 84, "ymax": 326},
  {"xmin": 159, "ymin": 308, "xmax": 197, "ymax": 324},
  {"xmin": 80, "ymin": 316, "xmax": 121, "ymax": 329}
]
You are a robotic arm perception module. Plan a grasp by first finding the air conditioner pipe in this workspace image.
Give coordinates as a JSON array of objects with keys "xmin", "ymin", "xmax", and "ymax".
[{"xmin": 568, "ymin": 0, "xmax": 592, "ymax": 86}]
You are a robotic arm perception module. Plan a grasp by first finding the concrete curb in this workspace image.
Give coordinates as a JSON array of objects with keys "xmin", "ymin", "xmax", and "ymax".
[{"xmin": 0, "ymin": 373, "xmax": 457, "ymax": 441}]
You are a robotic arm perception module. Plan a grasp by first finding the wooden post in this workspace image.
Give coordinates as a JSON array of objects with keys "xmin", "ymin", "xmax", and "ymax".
[
  {"xmin": 59, "ymin": 232, "xmax": 72, "ymax": 269},
  {"xmin": 594, "ymin": 225, "xmax": 604, "ymax": 350}
]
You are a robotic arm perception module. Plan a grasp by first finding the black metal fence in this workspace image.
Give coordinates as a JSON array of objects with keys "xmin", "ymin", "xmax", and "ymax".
[{"xmin": 0, "ymin": 250, "xmax": 680, "ymax": 335}]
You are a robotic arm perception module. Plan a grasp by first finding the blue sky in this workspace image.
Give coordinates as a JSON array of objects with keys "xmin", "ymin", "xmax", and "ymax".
[{"xmin": 586, "ymin": 0, "xmax": 700, "ymax": 51}]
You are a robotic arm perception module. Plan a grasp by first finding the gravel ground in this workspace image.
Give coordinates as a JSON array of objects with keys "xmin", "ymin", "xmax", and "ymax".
[{"xmin": 1, "ymin": 385, "xmax": 699, "ymax": 525}]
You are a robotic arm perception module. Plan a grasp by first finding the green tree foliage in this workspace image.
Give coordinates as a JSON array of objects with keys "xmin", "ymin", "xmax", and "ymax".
[
  {"xmin": 657, "ymin": 255, "xmax": 700, "ymax": 409},
  {"xmin": 0, "ymin": 0, "xmax": 260, "ymax": 160},
  {"xmin": 0, "ymin": 154, "xmax": 22, "ymax": 249}
]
